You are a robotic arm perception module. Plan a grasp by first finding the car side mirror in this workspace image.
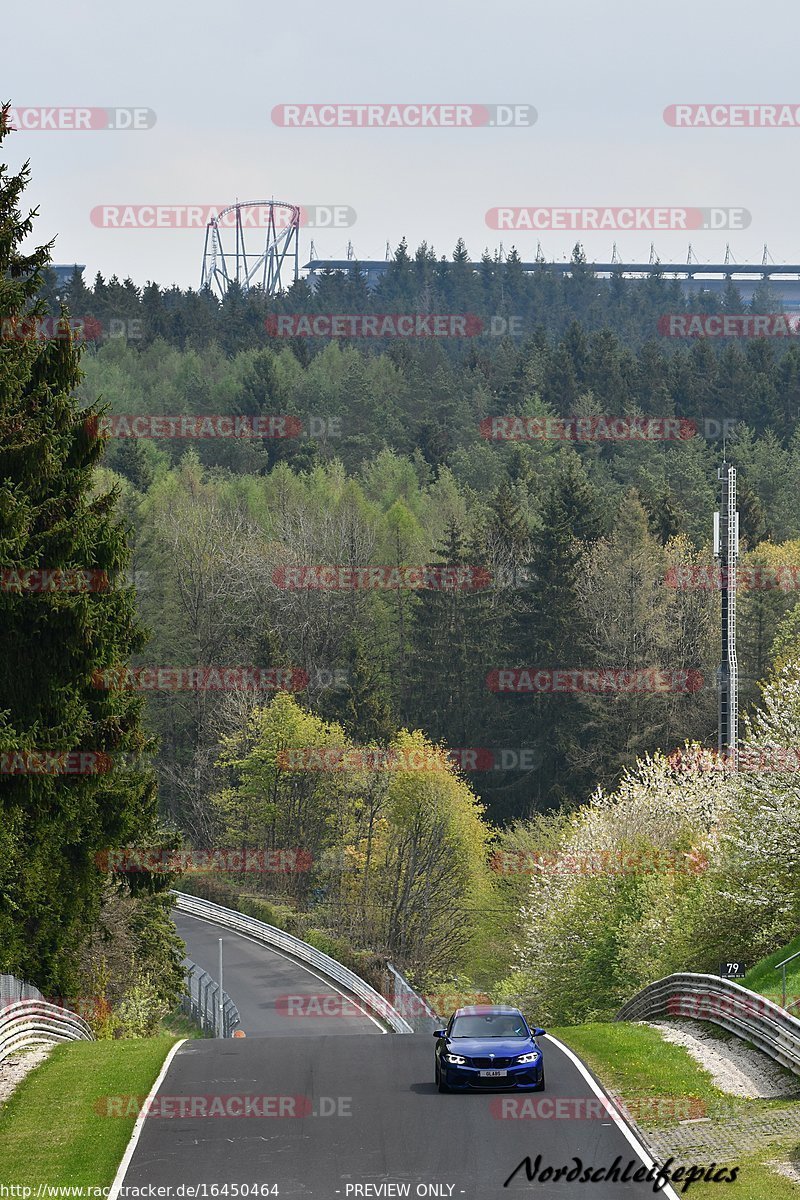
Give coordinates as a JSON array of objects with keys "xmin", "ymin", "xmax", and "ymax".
[
  {"xmin": 432, "ymin": 1029, "xmax": 446, "ymax": 1038},
  {"xmin": 532, "ymin": 1027, "xmax": 546, "ymax": 1037}
]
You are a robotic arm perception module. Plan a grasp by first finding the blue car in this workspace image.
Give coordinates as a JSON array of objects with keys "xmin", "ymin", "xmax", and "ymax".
[{"xmin": 433, "ymin": 1004, "xmax": 546, "ymax": 1093}]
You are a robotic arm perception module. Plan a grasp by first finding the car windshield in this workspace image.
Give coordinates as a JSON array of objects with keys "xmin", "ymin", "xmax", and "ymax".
[{"xmin": 449, "ymin": 1014, "xmax": 529, "ymax": 1038}]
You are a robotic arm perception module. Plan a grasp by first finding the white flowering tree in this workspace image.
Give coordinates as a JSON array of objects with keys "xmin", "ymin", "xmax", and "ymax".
[{"xmin": 501, "ymin": 657, "xmax": 800, "ymax": 1023}]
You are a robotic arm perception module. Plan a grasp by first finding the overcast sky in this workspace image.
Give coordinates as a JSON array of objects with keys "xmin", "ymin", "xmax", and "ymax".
[{"xmin": 6, "ymin": 0, "xmax": 800, "ymax": 289}]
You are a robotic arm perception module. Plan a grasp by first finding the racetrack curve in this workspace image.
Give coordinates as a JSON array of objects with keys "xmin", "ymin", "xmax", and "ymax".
[
  {"xmin": 111, "ymin": 912, "xmax": 680, "ymax": 1198},
  {"xmin": 174, "ymin": 912, "xmax": 381, "ymax": 1036}
]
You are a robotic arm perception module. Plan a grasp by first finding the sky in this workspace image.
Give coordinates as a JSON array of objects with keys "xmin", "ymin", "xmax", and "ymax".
[{"xmin": 5, "ymin": 0, "xmax": 800, "ymax": 290}]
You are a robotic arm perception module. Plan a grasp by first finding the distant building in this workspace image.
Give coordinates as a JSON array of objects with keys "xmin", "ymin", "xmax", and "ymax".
[
  {"xmin": 303, "ymin": 257, "xmax": 800, "ymax": 304},
  {"xmin": 50, "ymin": 264, "xmax": 85, "ymax": 290}
]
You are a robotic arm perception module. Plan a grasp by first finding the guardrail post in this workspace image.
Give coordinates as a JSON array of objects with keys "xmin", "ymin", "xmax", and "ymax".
[
  {"xmin": 218, "ymin": 938, "xmax": 224, "ymax": 1036},
  {"xmin": 184, "ymin": 964, "xmax": 195, "ymax": 1019},
  {"xmin": 774, "ymin": 949, "xmax": 800, "ymax": 1011},
  {"xmin": 201, "ymin": 977, "xmax": 210, "ymax": 1033}
]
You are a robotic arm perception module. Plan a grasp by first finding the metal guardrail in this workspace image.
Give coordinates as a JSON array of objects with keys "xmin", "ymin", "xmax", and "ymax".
[
  {"xmin": 173, "ymin": 891, "xmax": 414, "ymax": 1033},
  {"xmin": 616, "ymin": 971, "xmax": 800, "ymax": 1076},
  {"xmin": 0, "ymin": 998, "xmax": 94, "ymax": 1063},
  {"xmin": 386, "ymin": 962, "xmax": 442, "ymax": 1032},
  {"xmin": 181, "ymin": 957, "xmax": 240, "ymax": 1038}
]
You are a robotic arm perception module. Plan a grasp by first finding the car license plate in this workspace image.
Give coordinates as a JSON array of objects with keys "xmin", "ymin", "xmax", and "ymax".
[{"xmin": 479, "ymin": 1069, "xmax": 507, "ymax": 1077}]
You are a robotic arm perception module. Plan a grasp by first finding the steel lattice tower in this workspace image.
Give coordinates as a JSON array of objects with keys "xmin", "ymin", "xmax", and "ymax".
[
  {"xmin": 200, "ymin": 201, "xmax": 300, "ymax": 298},
  {"xmin": 714, "ymin": 463, "xmax": 739, "ymax": 761}
]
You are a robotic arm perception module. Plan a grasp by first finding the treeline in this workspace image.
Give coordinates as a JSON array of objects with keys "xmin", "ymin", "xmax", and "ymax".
[
  {"xmin": 9, "ymin": 109, "xmax": 800, "ymax": 1018},
  {"xmin": 97, "ymin": 445, "xmax": 800, "ymax": 827},
  {"xmin": 80, "ymin": 334, "xmax": 800, "ymax": 538},
  {"xmin": 43, "ymin": 242, "xmax": 795, "ymax": 366}
]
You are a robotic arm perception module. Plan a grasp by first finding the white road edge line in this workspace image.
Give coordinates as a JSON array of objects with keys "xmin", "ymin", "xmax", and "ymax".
[
  {"xmin": 107, "ymin": 1038, "xmax": 186, "ymax": 1200},
  {"xmin": 181, "ymin": 913, "xmax": 388, "ymax": 1034},
  {"xmin": 544, "ymin": 1034, "xmax": 682, "ymax": 1200}
]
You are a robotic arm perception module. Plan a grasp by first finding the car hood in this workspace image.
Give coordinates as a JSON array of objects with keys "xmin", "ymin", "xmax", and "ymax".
[{"xmin": 443, "ymin": 1037, "xmax": 537, "ymax": 1057}]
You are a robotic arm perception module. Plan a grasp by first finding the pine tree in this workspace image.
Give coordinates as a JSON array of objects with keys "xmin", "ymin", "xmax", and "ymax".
[
  {"xmin": 407, "ymin": 518, "xmax": 493, "ymax": 746},
  {"xmin": 112, "ymin": 438, "xmax": 155, "ymax": 492},
  {"xmin": 507, "ymin": 460, "xmax": 604, "ymax": 808},
  {"xmin": 0, "ymin": 105, "xmax": 167, "ymax": 991},
  {"xmin": 321, "ymin": 629, "xmax": 396, "ymax": 744}
]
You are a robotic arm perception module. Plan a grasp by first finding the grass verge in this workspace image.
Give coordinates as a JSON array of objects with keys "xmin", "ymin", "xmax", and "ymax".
[
  {"xmin": 549, "ymin": 1021, "xmax": 728, "ymax": 1125},
  {"xmin": 0, "ymin": 1038, "xmax": 177, "ymax": 1186},
  {"xmin": 552, "ymin": 1021, "xmax": 800, "ymax": 1198},
  {"xmin": 744, "ymin": 935, "xmax": 800, "ymax": 1007}
]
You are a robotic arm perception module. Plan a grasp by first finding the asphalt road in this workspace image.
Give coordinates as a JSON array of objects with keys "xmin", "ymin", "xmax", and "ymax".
[
  {"xmin": 115, "ymin": 912, "xmax": 679, "ymax": 1198},
  {"xmin": 119, "ymin": 1034, "xmax": 676, "ymax": 1198},
  {"xmin": 174, "ymin": 912, "xmax": 381, "ymax": 1036}
]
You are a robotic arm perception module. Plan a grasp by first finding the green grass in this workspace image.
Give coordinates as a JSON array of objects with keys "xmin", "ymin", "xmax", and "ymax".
[
  {"xmin": 744, "ymin": 935, "xmax": 800, "ymax": 1007},
  {"xmin": 549, "ymin": 1021, "xmax": 728, "ymax": 1124},
  {"xmin": 0, "ymin": 1038, "xmax": 177, "ymax": 1186},
  {"xmin": 552, "ymin": 1022, "xmax": 800, "ymax": 1199},
  {"xmin": 682, "ymin": 1149, "xmax": 800, "ymax": 1199},
  {"xmin": 159, "ymin": 1008, "xmax": 209, "ymax": 1039}
]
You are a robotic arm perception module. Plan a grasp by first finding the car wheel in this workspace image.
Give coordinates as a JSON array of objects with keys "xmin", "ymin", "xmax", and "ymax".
[
  {"xmin": 436, "ymin": 1061, "xmax": 450, "ymax": 1093},
  {"xmin": 533, "ymin": 1068, "xmax": 545, "ymax": 1092}
]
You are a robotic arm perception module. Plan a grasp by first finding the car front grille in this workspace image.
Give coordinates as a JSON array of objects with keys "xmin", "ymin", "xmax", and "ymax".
[{"xmin": 470, "ymin": 1056, "xmax": 514, "ymax": 1068}]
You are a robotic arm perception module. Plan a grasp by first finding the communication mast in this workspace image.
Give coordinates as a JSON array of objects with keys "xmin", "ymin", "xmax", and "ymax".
[{"xmin": 713, "ymin": 464, "xmax": 739, "ymax": 761}]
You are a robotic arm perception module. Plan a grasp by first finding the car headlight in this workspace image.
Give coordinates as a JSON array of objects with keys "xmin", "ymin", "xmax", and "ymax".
[
  {"xmin": 515, "ymin": 1052, "xmax": 541, "ymax": 1064},
  {"xmin": 444, "ymin": 1054, "xmax": 466, "ymax": 1065}
]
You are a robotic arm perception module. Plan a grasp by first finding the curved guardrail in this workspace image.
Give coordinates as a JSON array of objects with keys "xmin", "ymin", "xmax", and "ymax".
[
  {"xmin": 616, "ymin": 971, "xmax": 800, "ymax": 1076},
  {"xmin": 0, "ymin": 999, "xmax": 94, "ymax": 1063},
  {"xmin": 173, "ymin": 891, "xmax": 414, "ymax": 1033}
]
